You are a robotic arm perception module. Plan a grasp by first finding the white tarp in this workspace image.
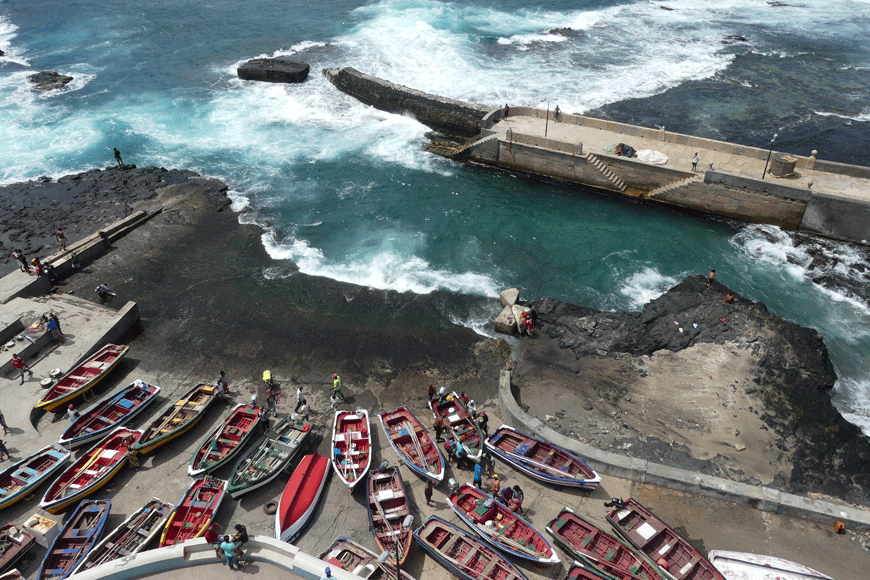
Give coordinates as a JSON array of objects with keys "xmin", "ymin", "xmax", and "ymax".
[{"xmin": 636, "ymin": 149, "xmax": 669, "ymax": 165}]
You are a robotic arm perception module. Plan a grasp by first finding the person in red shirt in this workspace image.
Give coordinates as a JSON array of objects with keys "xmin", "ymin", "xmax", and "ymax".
[{"xmin": 11, "ymin": 354, "xmax": 33, "ymax": 385}]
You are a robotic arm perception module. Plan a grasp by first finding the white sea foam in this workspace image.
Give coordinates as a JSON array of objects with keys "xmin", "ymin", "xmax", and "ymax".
[
  {"xmin": 813, "ymin": 109, "xmax": 870, "ymax": 123},
  {"xmin": 618, "ymin": 267, "xmax": 682, "ymax": 311}
]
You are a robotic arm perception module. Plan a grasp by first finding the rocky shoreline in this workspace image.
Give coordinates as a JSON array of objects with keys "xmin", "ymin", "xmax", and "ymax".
[{"xmin": 512, "ymin": 277, "xmax": 870, "ymax": 506}]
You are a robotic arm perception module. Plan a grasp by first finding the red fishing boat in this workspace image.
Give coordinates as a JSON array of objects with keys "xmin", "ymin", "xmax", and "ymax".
[
  {"xmin": 413, "ymin": 516, "xmax": 528, "ymax": 580},
  {"xmin": 130, "ymin": 383, "xmax": 220, "ymax": 455},
  {"xmin": 429, "ymin": 392, "xmax": 483, "ymax": 460},
  {"xmin": 188, "ymin": 403, "xmax": 263, "ymax": 476},
  {"xmin": 58, "ymin": 380, "xmax": 160, "ymax": 449},
  {"xmin": 35, "ymin": 344, "xmax": 128, "ymax": 412},
  {"xmin": 0, "ymin": 444, "xmax": 71, "ymax": 510},
  {"xmin": 378, "ymin": 406, "xmax": 445, "ymax": 483},
  {"xmin": 0, "ymin": 523, "xmax": 35, "ymax": 575},
  {"xmin": 547, "ymin": 507, "xmax": 665, "ymax": 580},
  {"xmin": 605, "ymin": 498, "xmax": 726, "ymax": 580},
  {"xmin": 37, "ymin": 498, "xmax": 111, "ymax": 580},
  {"xmin": 39, "ymin": 427, "xmax": 141, "ymax": 514},
  {"xmin": 160, "ymin": 476, "xmax": 226, "ymax": 547},
  {"xmin": 448, "ymin": 483, "xmax": 559, "ymax": 565},
  {"xmin": 366, "ymin": 466, "xmax": 412, "ymax": 564},
  {"xmin": 318, "ymin": 536, "xmax": 415, "ymax": 580},
  {"xmin": 275, "ymin": 453, "xmax": 330, "ymax": 543},
  {"xmin": 485, "ymin": 425, "xmax": 600, "ymax": 490},
  {"xmin": 331, "ymin": 409, "xmax": 372, "ymax": 491}
]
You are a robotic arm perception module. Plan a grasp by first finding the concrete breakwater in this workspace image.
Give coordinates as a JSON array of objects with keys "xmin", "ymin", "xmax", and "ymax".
[{"xmin": 324, "ymin": 67, "xmax": 870, "ymax": 247}]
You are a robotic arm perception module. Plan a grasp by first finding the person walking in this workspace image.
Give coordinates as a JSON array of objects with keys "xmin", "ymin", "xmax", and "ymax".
[
  {"xmin": 45, "ymin": 315, "xmax": 64, "ymax": 343},
  {"xmin": 0, "ymin": 440, "xmax": 9, "ymax": 461},
  {"xmin": 11, "ymin": 249, "xmax": 29, "ymax": 273},
  {"xmin": 332, "ymin": 373, "xmax": 344, "ymax": 401},
  {"xmin": 0, "ymin": 410, "xmax": 8, "ymax": 435},
  {"xmin": 434, "ymin": 417, "xmax": 444, "ymax": 442},
  {"xmin": 55, "ymin": 228, "xmax": 67, "ymax": 251},
  {"xmin": 692, "ymin": 151, "xmax": 700, "ymax": 172},
  {"xmin": 10, "ymin": 353, "xmax": 33, "ymax": 385},
  {"xmin": 67, "ymin": 404, "xmax": 80, "ymax": 422},
  {"xmin": 424, "ymin": 480, "xmax": 434, "ymax": 506},
  {"xmin": 219, "ymin": 535, "xmax": 242, "ymax": 570},
  {"xmin": 477, "ymin": 410, "xmax": 489, "ymax": 436},
  {"xmin": 473, "ymin": 462, "xmax": 483, "ymax": 488},
  {"xmin": 296, "ymin": 385, "xmax": 304, "ymax": 404},
  {"xmin": 114, "ymin": 148, "xmax": 124, "ymax": 167},
  {"xmin": 490, "ymin": 474, "xmax": 501, "ymax": 496}
]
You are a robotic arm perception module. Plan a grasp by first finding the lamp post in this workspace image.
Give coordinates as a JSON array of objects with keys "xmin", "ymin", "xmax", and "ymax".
[
  {"xmin": 762, "ymin": 133, "xmax": 778, "ymax": 180},
  {"xmin": 544, "ymin": 101, "xmax": 550, "ymax": 138},
  {"xmin": 377, "ymin": 514, "xmax": 414, "ymax": 580}
]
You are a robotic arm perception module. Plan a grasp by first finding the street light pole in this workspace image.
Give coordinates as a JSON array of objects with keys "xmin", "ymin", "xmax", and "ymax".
[
  {"xmin": 545, "ymin": 101, "xmax": 550, "ymax": 138},
  {"xmin": 762, "ymin": 133, "xmax": 778, "ymax": 180},
  {"xmin": 378, "ymin": 514, "xmax": 414, "ymax": 580}
]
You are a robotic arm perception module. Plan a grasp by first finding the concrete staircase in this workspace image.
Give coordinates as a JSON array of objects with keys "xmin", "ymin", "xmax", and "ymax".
[
  {"xmin": 648, "ymin": 174, "xmax": 703, "ymax": 198},
  {"xmin": 584, "ymin": 153, "xmax": 627, "ymax": 193},
  {"xmin": 449, "ymin": 134, "xmax": 498, "ymax": 161}
]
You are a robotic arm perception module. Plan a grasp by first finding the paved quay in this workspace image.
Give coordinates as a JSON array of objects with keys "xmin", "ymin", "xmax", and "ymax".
[{"xmin": 0, "ymin": 187, "xmax": 867, "ymax": 580}]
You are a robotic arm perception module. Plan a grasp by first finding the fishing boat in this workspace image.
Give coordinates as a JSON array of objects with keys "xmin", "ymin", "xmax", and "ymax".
[
  {"xmin": 331, "ymin": 409, "xmax": 372, "ymax": 491},
  {"xmin": 428, "ymin": 392, "xmax": 483, "ymax": 460},
  {"xmin": 39, "ymin": 427, "xmax": 141, "ymax": 514},
  {"xmin": 605, "ymin": 498, "xmax": 726, "ymax": 580},
  {"xmin": 227, "ymin": 415, "xmax": 311, "ymax": 499},
  {"xmin": 275, "ymin": 453, "xmax": 330, "ymax": 543},
  {"xmin": 0, "ymin": 524, "xmax": 35, "ymax": 574},
  {"xmin": 546, "ymin": 507, "xmax": 664, "ymax": 580},
  {"xmin": 0, "ymin": 444, "xmax": 71, "ymax": 510},
  {"xmin": 35, "ymin": 344, "xmax": 129, "ymax": 412},
  {"xmin": 318, "ymin": 536, "xmax": 416, "ymax": 580},
  {"xmin": 160, "ymin": 476, "xmax": 226, "ymax": 548},
  {"xmin": 485, "ymin": 425, "xmax": 601, "ymax": 490},
  {"xmin": 37, "ymin": 498, "xmax": 111, "ymax": 580},
  {"xmin": 565, "ymin": 561, "xmax": 621, "ymax": 580},
  {"xmin": 366, "ymin": 466, "xmax": 413, "ymax": 565},
  {"xmin": 378, "ymin": 406, "xmax": 444, "ymax": 483},
  {"xmin": 130, "ymin": 383, "xmax": 220, "ymax": 455},
  {"xmin": 447, "ymin": 483, "xmax": 559, "ymax": 565},
  {"xmin": 707, "ymin": 550, "xmax": 833, "ymax": 580},
  {"xmin": 72, "ymin": 497, "xmax": 174, "ymax": 575},
  {"xmin": 413, "ymin": 516, "xmax": 528, "ymax": 580},
  {"xmin": 188, "ymin": 403, "xmax": 263, "ymax": 476},
  {"xmin": 57, "ymin": 380, "xmax": 160, "ymax": 449}
]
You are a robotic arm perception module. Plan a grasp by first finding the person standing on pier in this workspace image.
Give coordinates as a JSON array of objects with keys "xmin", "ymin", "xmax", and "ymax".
[
  {"xmin": 692, "ymin": 151, "xmax": 700, "ymax": 172},
  {"xmin": 55, "ymin": 228, "xmax": 67, "ymax": 251},
  {"xmin": 503, "ymin": 103, "xmax": 510, "ymax": 119},
  {"xmin": 10, "ymin": 353, "xmax": 33, "ymax": 384}
]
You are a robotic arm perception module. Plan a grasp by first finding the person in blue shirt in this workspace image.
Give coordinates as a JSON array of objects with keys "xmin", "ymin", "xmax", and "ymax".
[
  {"xmin": 219, "ymin": 535, "xmax": 241, "ymax": 570},
  {"xmin": 473, "ymin": 462, "xmax": 483, "ymax": 488}
]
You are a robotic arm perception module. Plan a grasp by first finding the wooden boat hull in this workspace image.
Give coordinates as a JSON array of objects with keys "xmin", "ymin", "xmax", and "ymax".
[
  {"xmin": 227, "ymin": 416, "xmax": 311, "ymax": 499},
  {"xmin": 428, "ymin": 392, "xmax": 483, "ymax": 460},
  {"xmin": 188, "ymin": 403, "xmax": 263, "ymax": 476},
  {"xmin": 58, "ymin": 380, "xmax": 160, "ymax": 449},
  {"xmin": 566, "ymin": 561, "xmax": 619, "ymax": 580},
  {"xmin": 707, "ymin": 550, "xmax": 833, "ymax": 580},
  {"xmin": 0, "ymin": 523, "xmax": 36, "ymax": 575},
  {"xmin": 35, "ymin": 344, "xmax": 128, "ymax": 412},
  {"xmin": 160, "ymin": 476, "xmax": 226, "ymax": 548},
  {"xmin": 486, "ymin": 425, "xmax": 600, "ymax": 490},
  {"xmin": 366, "ymin": 466, "xmax": 412, "ymax": 565},
  {"xmin": 331, "ymin": 409, "xmax": 372, "ymax": 491},
  {"xmin": 130, "ymin": 383, "xmax": 219, "ymax": 455},
  {"xmin": 378, "ymin": 406, "xmax": 445, "ymax": 483},
  {"xmin": 0, "ymin": 444, "xmax": 71, "ymax": 510},
  {"xmin": 319, "ymin": 536, "xmax": 416, "ymax": 580},
  {"xmin": 448, "ymin": 483, "xmax": 559, "ymax": 565},
  {"xmin": 606, "ymin": 498, "xmax": 726, "ymax": 580},
  {"xmin": 413, "ymin": 516, "xmax": 528, "ymax": 580},
  {"xmin": 72, "ymin": 497, "xmax": 173, "ymax": 575},
  {"xmin": 275, "ymin": 453, "xmax": 330, "ymax": 543},
  {"xmin": 546, "ymin": 507, "xmax": 664, "ymax": 580},
  {"xmin": 37, "ymin": 498, "xmax": 111, "ymax": 580},
  {"xmin": 40, "ymin": 427, "xmax": 141, "ymax": 514}
]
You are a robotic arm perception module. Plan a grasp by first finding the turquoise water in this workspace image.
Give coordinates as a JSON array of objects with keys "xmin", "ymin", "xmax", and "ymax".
[{"xmin": 2, "ymin": 0, "xmax": 870, "ymax": 431}]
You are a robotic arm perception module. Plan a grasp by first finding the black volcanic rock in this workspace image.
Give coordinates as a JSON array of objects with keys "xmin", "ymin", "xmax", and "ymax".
[
  {"xmin": 27, "ymin": 71, "xmax": 73, "ymax": 91},
  {"xmin": 237, "ymin": 58, "xmax": 309, "ymax": 84}
]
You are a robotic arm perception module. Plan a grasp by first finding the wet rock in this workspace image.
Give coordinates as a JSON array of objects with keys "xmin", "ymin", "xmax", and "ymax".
[
  {"xmin": 237, "ymin": 58, "xmax": 310, "ymax": 83},
  {"xmin": 27, "ymin": 71, "xmax": 73, "ymax": 91}
]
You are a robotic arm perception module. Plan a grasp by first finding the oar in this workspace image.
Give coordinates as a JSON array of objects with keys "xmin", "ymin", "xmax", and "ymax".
[
  {"xmin": 53, "ymin": 436, "xmax": 122, "ymax": 497},
  {"xmin": 497, "ymin": 447, "xmax": 574, "ymax": 479},
  {"xmin": 476, "ymin": 521, "xmax": 540, "ymax": 557}
]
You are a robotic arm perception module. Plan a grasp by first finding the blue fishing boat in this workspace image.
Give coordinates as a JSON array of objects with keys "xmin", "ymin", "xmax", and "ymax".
[
  {"xmin": 37, "ymin": 498, "xmax": 111, "ymax": 580},
  {"xmin": 0, "ymin": 444, "xmax": 71, "ymax": 511}
]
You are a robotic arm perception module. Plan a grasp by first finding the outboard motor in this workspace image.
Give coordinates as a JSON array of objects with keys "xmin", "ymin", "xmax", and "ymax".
[
  {"xmin": 447, "ymin": 478, "xmax": 458, "ymax": 494},
  {"xmin": 377, "ymin": 460, "xmax": 389, "ymax": 473}
]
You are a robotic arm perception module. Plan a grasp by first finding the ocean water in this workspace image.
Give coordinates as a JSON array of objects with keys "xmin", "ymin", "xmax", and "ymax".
[{"xmin": 3, "ymin": 0, "xmax": 870, "ymax": 431}]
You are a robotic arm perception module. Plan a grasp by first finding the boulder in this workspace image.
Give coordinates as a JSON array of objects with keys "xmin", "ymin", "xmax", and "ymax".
[
  {"xmin": 237, "ymin": 58, "xmax": 309, "ymax": 84},
  {"xmin": 493, "ymin": 306, "xmax": 516, "ymax": 335},
  {"xmin": 499, "ymin": 288, "xmax": 520, "ymax": 308},
  {"xmin": 27, "ymin": 71, "xmax": 73, "ymax": 91}
]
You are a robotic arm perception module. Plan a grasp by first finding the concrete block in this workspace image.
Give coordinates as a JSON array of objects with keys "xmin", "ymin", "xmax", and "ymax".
[
  {"xmin": 499, "ymin": 288, "xmax": 520, "ymax": 307},
  {"xmin": 494, "ymin": 305, "xmax": 517, "ymax": 335},
  {"xmin": 760, "ymin": 487, "xmax": 781, "ymax": 512}
]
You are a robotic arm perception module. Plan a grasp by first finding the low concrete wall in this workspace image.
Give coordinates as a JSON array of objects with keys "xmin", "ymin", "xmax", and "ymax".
[
  {"xmin": 801, "ymin": 191, "xmax": 870, "ymax": 244},
  {"xmin": 323, "ymin": 67, "xmax": 491, "ymax": 137},
  {"xmin": 706, "ymin": 171, "xmax": 813, "ymax": 202},
  {"xmin": 498, "ymin": 369, "xmax": 870, "ymax": 529}
]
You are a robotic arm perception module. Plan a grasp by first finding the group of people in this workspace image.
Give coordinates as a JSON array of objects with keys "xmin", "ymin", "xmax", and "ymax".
[{"xmin": 204, "ymin": 522, "xmax": 248, "ymax": 570}]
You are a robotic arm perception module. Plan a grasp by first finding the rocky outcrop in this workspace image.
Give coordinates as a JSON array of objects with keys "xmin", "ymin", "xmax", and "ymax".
[
  {"xmin": 322, "ymin": 67, "xmax": 492, "ymax": 138},
  {"xmin": 27, "ymin": 71, "xmax": 73, "ymax": 91},
  {"xmin": 523, "ymin": 276, "xmax": 870, "ymax": 505},
  {"xmin": 237, "ymin": 58, "xmax": 310, "ymax": 84}
]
